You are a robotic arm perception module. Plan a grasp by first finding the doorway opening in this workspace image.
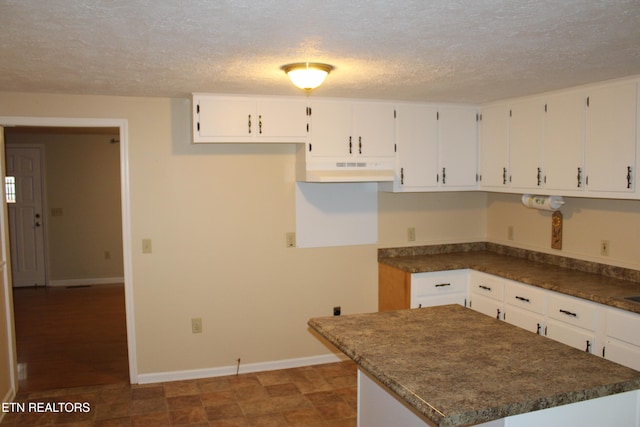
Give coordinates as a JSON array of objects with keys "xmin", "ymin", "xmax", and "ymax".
[{"xmin": 0, "ymin": 118, "xmax": 136, "ymax": 392}]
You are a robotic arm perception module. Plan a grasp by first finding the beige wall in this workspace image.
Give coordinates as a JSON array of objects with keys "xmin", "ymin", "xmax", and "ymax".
[
  {"xmin": 486, "ymin": 192, "xmax": 640, "ymax": 269},
  {"xmin": 0, "ymin": 92, "xmax": 487, "ymax": 378},
  {"xmin": 5, "ymin": 132, "xmax": 123, "ymax": 283}
]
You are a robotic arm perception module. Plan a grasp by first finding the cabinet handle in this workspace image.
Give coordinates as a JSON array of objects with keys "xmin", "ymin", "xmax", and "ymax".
[
  {"xmin": 585, "ymin": 340, "xmax": 591, "ymax": 353},
  {"xmin": 400, "ymin": 168, "xmax": 404, "ymax": 185},
  {"xmin": 442, "ymin": 167, "xmax": 446, "ymax": 185},
  {"xmin": 248, "ymin": 115, "xmax": 252, "ymax": 134},
  {"xmin": 434, "ymin": 283, "xmax": 451, "ymax": 287},
  {"xmin": 602, "ymin": 346, "xmax": 606, "ymax": 357},
  {"xmin": 349, "ymin": 136, "xmax": 352, "ymax": 154},
  {"xmin": 359, "ymin": 136, "xmax": 362, "ymax": 154},
  {"xmin": 577, "ymin": 167, "xmax": 582, "ymax": 188},
  {"xmin": 559, "ymin": 309, "xmax": 577, "ymax": 317},
  {"xmin": 537, "ymin": 167, "xmax": 542, "ymax": 186},
  {"xmin": 536, "ymin": 323, "xmax": 541, "ymax": 335},
  {"xmin": 627, "ymin": 166, "xmax": 632, "ymax": 189},
  {"xmin": 502, "ymin": 167, "xmax": 507, "ymax": 185},
  {"xmin": 418, "ymin": 304, "xmax": 422, "ymax": 308},
  {"xmin": 259, "ymin": 115, "xmax": 263, "ymax": 134},
  {"xmin": 478, "ymin": 285, "xmax": 492, "ymax": 291},
  {"xmin": 515, "ymin": 296, "xmax": 530, "ymax": 303},
  {"xmin": 496, "ymin": 308, "xmax": 501, "ymax": 320}
]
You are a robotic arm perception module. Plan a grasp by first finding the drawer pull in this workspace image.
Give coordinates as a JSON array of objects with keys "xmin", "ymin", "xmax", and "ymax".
[
  {"xmin": 515, "ymin": 296, "xmax": 530, "ymax": 303},
  {"xmin": 478, "ymin": 285, "xmax": 492, "ymax": 291},
  {"xmin": 434, "ymin": 283, "xmax": 451, "ymax": 288},
  {"xmin": 559, "ymin": 309, "xmax": 577, "ymax": 317},
  {"xmin": 585, "ymin": 340, "xmax": 591, "ymax": 353}
]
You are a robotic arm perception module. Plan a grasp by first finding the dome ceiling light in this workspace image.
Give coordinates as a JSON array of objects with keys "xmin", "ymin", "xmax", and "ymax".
[{"xmin": 281, "ymin": 62, "xmax": 334, "ymax": 92}]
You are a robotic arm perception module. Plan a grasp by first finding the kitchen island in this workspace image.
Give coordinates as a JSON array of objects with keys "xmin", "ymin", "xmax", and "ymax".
[{"xmin": 308, "ymin": 305, "xmax": 640, "ymax": 427}]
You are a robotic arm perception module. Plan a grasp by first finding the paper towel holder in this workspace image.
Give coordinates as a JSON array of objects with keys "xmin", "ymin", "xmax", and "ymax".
[{"xmin": 521, "ymin": 194, "xmax": 565, "ymax": 211}]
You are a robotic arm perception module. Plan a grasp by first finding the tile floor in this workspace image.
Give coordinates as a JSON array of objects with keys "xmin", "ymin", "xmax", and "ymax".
[{"xmin": 0, "ymin": 361, "xmax": 358, "ymax": 426}]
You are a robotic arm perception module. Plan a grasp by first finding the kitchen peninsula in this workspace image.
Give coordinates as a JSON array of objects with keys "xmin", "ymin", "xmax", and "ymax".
[{"xmin": 308, "ymin": 305, "xmax": 640, "ymax": 427}]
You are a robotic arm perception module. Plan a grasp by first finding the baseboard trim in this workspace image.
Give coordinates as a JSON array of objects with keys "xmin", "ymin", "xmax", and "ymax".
[
  {"xmin": 136, "ymin": 353, "xmax": 348, "ymax": 385},
  {"xmin": 47, "ymin": 277, "xmax": 125, "ymax": 287},
  {"xmin": 0, "ymin": 386, "xmax": 16, "ymax": 422}
]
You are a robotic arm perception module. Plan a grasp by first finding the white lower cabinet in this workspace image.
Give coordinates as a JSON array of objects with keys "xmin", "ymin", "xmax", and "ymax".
[
  {"xmin": 545, "ymin": 293, "xmax": 597, "ymax": 353},
  {"xmin": 469, "ymin": 272, "xmax": 505, "ymax": 320},
  {"xmin": 410, "ymin": 270, "xmax": 468, "ymax": 308},
  {"xmin": 604, "ymin": 307, "xmax": 640, "ymax": 371}
]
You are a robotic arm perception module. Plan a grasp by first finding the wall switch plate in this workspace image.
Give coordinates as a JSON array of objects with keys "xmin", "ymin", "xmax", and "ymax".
[
  {"xmin": 286, "ymin": 232, "xmax": 296, "ymax": 248},
  {"xmin": 191, "ymin": 317, "xmax": 203, "ymax": 333},
  {"xmin": 142, "ymin": 238, "xmax": 152, "ymax": 254}
]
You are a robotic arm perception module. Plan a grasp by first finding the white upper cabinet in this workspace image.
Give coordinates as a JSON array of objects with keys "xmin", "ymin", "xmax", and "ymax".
[
  {"xmin": 394, "ymin": 103, "xmax": 439, "ymax": 189},
  {"xmin": 193, "ymin": 94, "xmax": 309, "ymax": 143},
  {"xmin": 383, "ymin": 104, "xmax": 478, "ymax": 192},
  {"xmin": 438, "ymin": 106, "xmax": 479, "ymax": 187},
  {"xmin": 584, "ymin": 81, "xmax": 637, "ymax": 193},
  {"xmin": 479, "ymin": 103, "xmax": 510, "ymax": 188},
  {"xmin": 308, "ymin": 100, "xmax": 396, "ymax": 159},
  {"xmin": 508, "ymin": 98, "xmax": 545, "ymax": 190},
  {"xmin": 543, "ymin": 90, "xmax": 586, "ymax": 192}
]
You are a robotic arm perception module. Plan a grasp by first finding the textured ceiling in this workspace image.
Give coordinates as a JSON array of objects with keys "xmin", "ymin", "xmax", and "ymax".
[{"xmin": 1, "ymin": 0, "xmax": 639, "ymax": 103}]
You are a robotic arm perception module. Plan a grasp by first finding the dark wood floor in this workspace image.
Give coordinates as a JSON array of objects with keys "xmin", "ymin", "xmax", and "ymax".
[{"xmin": 12, "ymin": 284, "xmax": 130, "ymax": 392}]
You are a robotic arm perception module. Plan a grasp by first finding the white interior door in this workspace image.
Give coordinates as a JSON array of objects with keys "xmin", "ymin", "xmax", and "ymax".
[{"xmin": 6, "ymin": 146, "xmax": 46, "ymax": 287}]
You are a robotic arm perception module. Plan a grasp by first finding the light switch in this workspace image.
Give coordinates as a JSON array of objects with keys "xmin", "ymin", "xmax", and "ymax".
[{"xmin": 142, "ymin": 238, "xmax": 152, "ymax": 254}]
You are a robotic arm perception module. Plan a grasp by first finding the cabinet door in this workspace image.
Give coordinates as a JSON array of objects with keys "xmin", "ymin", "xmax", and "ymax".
[
  {"xmin": 256, "ymin": 99, "xmax": 308, "ymax": 138},
  {"xmin": 543, "ymin": 91, "xmax": 586, "ymax": 191},
  {"xmin": 395, "ymin": 104, "xmax": 438, "ymax": 188},
  {"xmin": 545, "ymin": 319, "xmax": 595, "ymax": 353},
  {"xmin": 509, "ymin": 98, "xmax": 545, "ymax": 189},
  {"xmin": 504, "ymin": 305, "xmax": 544, "ymax": 335},
  {"xmin": 480, "ymin": 103, "xmax": 510, "ymax": 188},
  {"xmin": 604, "ymin": 339, "xmax": 640, "ymax": 371},
  {"xmin": 353, "ymin": 102, "xmax": 396, "ymax": 158},
  {"xmin": 309, "ymin": 100, "xmax": 353, "ymax": 157},
  {"xmin": 585, "ymin": 81, "xmax": 637, "ymax": 193},
  {"xmin": 469, "ymin": 293, "xmax": 503, "ymax": 320},
  {"xmin": 438, "ymin": 106, "xmax": 478, "ymax": 187},
  {"xmin": 195, "ymin": 96, "xmax": 255, "ymax": 138}
]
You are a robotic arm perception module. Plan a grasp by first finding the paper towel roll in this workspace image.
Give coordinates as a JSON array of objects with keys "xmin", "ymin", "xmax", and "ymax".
[{"xmin": 521, "ymin": 194, "xmax": 564, "ymax": 211}]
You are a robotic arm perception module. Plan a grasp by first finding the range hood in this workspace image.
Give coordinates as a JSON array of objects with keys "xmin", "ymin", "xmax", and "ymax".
[{"xmin": 296, "ymin": 145, "xmax": 395, "ymax": 183}]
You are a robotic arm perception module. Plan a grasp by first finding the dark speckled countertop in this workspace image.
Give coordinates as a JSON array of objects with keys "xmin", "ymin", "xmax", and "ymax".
[
  {"xmin": 378, "ymin": 243, "xmax": 640, "ymax": 314},
  {"xmin": 309, "ymin": 305, "xmax": 640, "ymax": 427}
]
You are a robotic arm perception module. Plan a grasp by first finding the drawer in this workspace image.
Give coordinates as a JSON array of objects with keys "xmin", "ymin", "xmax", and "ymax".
[
  {"xmin": 606, "ymin": 308, "xmax": 640, "ymax": 347},
  {"xmin": 412, "ymin": 293, "xmax": 467, "ymax": 309},
  {"xmin": 504, "ymin": 281, "xmax": 546, "ymax": 314},
  {"xmin": 546, "ymin": 293, "xmax": 597, "ymax": 331},
  {"xmin": 469, "ymin": 272, "xmax": 505, "ymax": 301},
  {"xmin": 411, "ymin": 270, "xmax": 468, "ymax": 298}
]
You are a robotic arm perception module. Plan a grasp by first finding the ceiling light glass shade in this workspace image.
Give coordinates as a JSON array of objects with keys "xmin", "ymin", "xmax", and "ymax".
[{"xmin": 282, "ymin": 63, "xmax": 334, "ymax": 91}]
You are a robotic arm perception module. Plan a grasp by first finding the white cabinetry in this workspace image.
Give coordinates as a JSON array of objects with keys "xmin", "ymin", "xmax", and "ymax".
[
  {"xmin": 383, "ymin": 104, "xmax": 478, "ymax": 192},
  {"xmin": 603, "ymin": 307, "xmax": 640, "ymax": 371},
  {"xmin": 508, "ymin": 98, "xmax": 545, "ymax": 190},
  {"xmin": 469, "ymin": 272, "xmax": 505, "ymax": 320},
  {"xmin": 193, "ymin": 94, "xmax": 309, "ymax": 143},
  {"xmin": 410, "ymin": 270, "xmax": 468, "ymax": 308},
  {"xmin": 503, "ymin": 281, "xmax": 546, "ymax": 335},
  {"xmin": 585, "ymin": 80, "xmax": 637, "ymax": 194},
  {"xmin": 479, "ymin": 103, "xmax": 510, "ymax": 188},
  {"xmin": 543, "ymin": 90, "xmax": 586, "ymax": 191},
  {"xmin": 545, "ymin": 293, "xmax": 597, "ymax": 353}
]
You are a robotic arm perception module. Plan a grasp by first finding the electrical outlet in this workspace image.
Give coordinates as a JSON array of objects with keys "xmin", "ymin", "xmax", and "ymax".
[
  {"xmin": 600, "ymin": 240, "xmax": 610, "ymax": 256},
  {"xmin": 407, "ymin": 227, "xmax": 416, "ymax": 242},
  {"xmin": 508, "ymin": 226, "xmax": 514, "ymax": 241},
  {"xmin": 191, "ymin": 317, "xmax": 203, "ymax": 334},
  {"xmin": 285, "ymin": 232, "xmax": 296, "ymax": 248}
]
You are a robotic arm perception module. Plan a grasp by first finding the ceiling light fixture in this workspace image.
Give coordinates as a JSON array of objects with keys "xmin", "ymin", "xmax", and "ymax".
[{"xmin": 282, "ymin": 62, "xmax": 334, "ymax": 92}]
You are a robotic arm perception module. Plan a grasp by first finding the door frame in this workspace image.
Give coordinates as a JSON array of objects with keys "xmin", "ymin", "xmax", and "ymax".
[{"xmin": 0, "ymin": 116, "xmax": 137, "ymax": 385}]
